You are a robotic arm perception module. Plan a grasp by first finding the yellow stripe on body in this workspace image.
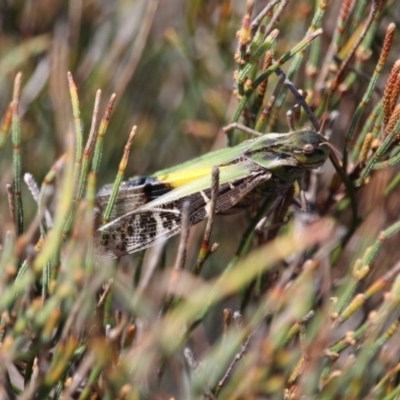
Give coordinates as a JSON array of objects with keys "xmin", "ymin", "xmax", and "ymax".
[{"xmin": 155, "ymin": 166, "xmax": 229, "ymax": 188}]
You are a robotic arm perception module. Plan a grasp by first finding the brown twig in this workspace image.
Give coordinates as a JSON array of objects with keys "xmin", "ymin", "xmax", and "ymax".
[{"xmin": 194, "ymin": 166, "xmax": 220, "ymax": 275}]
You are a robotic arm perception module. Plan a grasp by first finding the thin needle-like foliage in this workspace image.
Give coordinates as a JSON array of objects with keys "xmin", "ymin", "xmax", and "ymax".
[{"xmin": 1, "ymin": 1, "xmax": 400, "ymax": 399}]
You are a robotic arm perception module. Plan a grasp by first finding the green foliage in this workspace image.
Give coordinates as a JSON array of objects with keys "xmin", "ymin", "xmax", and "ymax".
[{"xmin": 1, "ymin": 0, "xmax": 400, "ymax": 399}]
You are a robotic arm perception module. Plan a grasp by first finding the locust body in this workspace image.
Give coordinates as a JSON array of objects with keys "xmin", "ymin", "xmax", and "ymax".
[{"xmin": 95, "ymin": 129, "xmax": 329, "ymax": 257}]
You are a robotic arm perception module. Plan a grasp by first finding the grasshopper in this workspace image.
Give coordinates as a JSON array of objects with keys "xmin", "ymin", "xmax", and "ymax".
[{"xmin": 95, "ymin": 128, "xmax": 330, "ymax": 257}]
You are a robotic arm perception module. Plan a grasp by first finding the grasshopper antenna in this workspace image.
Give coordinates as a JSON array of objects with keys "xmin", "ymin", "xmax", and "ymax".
[{"xmin": 274, "ymin": 67, "xmax": 320, "ymax": 132}]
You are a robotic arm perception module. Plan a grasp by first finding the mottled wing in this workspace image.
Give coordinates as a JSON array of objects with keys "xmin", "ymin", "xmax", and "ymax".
[
  {"xmin": 97, "ymin": 207, "xmax": 183, "ymax": 257},
  {"xmin": 97, "ymin": 170, "xmax": 272, "ymax": 257}
]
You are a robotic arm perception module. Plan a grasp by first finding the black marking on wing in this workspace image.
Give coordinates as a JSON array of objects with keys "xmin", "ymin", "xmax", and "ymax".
[{"xmin": 95, "ymin": 178, "xmax": 173, "ymax": 226}]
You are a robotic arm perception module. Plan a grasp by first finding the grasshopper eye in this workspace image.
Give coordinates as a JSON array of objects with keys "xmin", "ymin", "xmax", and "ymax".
[
  {"xmin": 265, "ymin": 130, "xmax": 329, "ymax": 173},
  {"xmin": 303, "ymin": 144, "xmax": 315, "ymax": 155},
  {"xmin": 292, "ymin": 135, "xmax": 329, "ymax": 169}
]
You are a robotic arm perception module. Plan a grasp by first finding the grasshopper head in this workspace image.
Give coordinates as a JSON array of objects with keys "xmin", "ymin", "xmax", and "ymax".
[{"xmin": 291, "ymin": 130, "xmax": 329, "ymax": 169}]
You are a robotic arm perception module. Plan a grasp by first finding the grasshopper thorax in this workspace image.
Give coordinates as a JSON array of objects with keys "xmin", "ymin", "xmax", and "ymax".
[{"xmin": 244, "ymin": 129, "xmax": 329, "ymax": 172}]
